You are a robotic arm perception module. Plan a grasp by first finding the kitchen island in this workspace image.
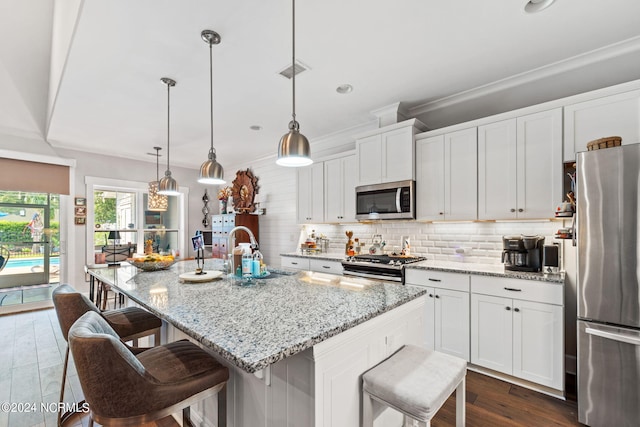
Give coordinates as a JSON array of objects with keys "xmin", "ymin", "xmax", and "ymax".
[{"xmin": 87, "ymin": 259, "xmax": 427, "ymax": 426}]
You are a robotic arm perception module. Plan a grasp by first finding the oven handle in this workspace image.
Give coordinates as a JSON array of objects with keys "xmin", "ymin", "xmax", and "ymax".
[
  {"xmin": 343, "ymin": 270, "xmax": 403, "ymax": 282},
  {"xmin": 396, "ymin": 188, "xmax": 402, "ymax": 213}
]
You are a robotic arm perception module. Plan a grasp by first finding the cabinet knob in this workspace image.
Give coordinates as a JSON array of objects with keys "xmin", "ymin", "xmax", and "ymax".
[
  {"xmin": 510, "ymin": 208, "xmax": 516, "ymax": 212},
  {"xmin": 428, "ymin": 293, "xmax": 434, "ymax": 298},
  {"xmin": 514, "ymin": 307, "xmax": 520, "ymax": 312},
  {"xmin": 518, "ymin": 208, "xmax": 524, "ymax": 213},
  {"xmin": 439, "ymin": 212, "xmax": 444, "ymax": 215},
  {"xmin": 506, "ymin": 306, "xmax": 511, "ymax": 311},
  {"xmin": 435, "ymin": 295, "xmax": 440, "ymax": 299}
]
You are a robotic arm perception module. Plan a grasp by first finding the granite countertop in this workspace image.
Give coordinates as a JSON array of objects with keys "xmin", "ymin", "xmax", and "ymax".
[
  {"xmin": 87, "ymin": 260, "xmax": 426, "ymax": 373},
  {"xmin": 281, "ymin": 252, "xmax": 564, "ymax": 283},
  {"xmin": 406, "ymin": 260, "xmax": 565, "ymax": 284}
]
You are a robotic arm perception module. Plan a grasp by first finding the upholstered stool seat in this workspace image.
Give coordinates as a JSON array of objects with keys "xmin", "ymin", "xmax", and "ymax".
[
  {"xmin": 362, "ymin": 345, "xmax": 467, "ymax": 427},
  {"xmin": 69, "ymin": 311, "xmax": 228, "ymax": 426},
  {"xmin": 52, "ymin": 284, "xmax": 162, "ymax": 426}
]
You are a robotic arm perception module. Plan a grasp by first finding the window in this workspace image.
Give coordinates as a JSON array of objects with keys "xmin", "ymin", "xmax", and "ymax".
[{"xmin": 85, "ymin": 177, "xmax": 187, "ymax": 264}]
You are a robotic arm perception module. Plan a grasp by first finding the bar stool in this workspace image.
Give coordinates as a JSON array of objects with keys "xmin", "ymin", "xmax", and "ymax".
[
  {"xmin": 52, "ymin": 284, "xmax": 162, "ymax": 426},
  {"xmin": 362, "ymin": 345, "xmax": 467, "ymax": 427},
  {"xmin": 69, "ymin": 311, "xmax": 228, "ymax": 427}
]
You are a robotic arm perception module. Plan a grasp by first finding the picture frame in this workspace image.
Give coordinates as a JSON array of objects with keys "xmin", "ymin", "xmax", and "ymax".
[
  {"xmin": 74, "ymin": 206, "xmax": 87, "ymax": 216},
  {"xmin": 75, "ymin": 197, "xmax": 86, "ymax": 206},
  {"xmin": 75, "ymin": 217, "xmax": 86, "ymax": 225}
]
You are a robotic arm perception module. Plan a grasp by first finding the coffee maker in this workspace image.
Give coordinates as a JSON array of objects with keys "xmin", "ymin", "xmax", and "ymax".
[{"xmin": 502, "ymin": 235, "xmax": 544, "ymax": 272}]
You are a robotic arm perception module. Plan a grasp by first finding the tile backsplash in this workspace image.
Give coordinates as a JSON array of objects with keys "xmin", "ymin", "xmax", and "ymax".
[{"xmin": 299, "ymin": 220, "xmax": 562, "ymax": 265}]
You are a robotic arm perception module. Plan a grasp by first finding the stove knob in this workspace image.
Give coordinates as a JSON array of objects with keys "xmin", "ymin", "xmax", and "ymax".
[
  {"xmin": 388, "ymin": 260, "xmax": 395, "ymax": 265},
  {"xmin": 395, "ymin": 260, "xmax": 402, "ymax": 266}
]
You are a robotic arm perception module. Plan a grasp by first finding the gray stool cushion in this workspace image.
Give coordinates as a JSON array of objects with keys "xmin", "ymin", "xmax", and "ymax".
[{"xmin": 362, "ymin": 345, "xmax": 467, "ymax": 422}]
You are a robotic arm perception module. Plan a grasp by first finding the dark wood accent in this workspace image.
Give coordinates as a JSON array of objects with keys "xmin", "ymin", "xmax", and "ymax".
[
  {"xmin": 210, "ymin": 213, "xmax": 259, "ymax": 259},
  {"xmin": 432, "ymin": 371, "xmax": 584, "ymax": 427}
]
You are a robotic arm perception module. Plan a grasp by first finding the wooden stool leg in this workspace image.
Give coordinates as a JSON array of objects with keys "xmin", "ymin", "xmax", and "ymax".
[
  {"xmin": 218, "ymin": 383, "xmax": 227, "ymax": 427},
  {"xmin": 456, "ymin": 376, "xmax": 466, "ymax": 427},
  {"xmin": 154, "ymin": 329, "xmax": 161, "ymax": 346},
  {"xmin": 362, "ymin": 390, "xmax": 374, "ymax": 427},
  {"xmin": 57, "ymin": 346, "xmax": 69, "ymax": 426}
]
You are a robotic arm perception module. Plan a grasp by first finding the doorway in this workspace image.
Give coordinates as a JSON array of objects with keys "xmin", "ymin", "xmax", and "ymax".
[{"xmin": 0, "ymin": 192, "xmax": 60, "ymax": 306}]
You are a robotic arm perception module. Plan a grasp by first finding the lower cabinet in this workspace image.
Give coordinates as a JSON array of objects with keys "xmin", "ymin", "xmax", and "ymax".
[
  {"xmin": 405, "ymin": 269, "xmax": 470, "ymax": 361},
  {"xmin": 281, "ymin": 256, "xmax": 343, "ymax": 274},
  {"xmin": 470, "ymin": 276, "xmax": 564, "ymax": 391}
]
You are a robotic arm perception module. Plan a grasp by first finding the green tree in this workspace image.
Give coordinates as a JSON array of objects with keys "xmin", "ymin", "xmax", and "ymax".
[{"xmin": 94, "ymin": 191, "xmax": 116, "ymax": 223}]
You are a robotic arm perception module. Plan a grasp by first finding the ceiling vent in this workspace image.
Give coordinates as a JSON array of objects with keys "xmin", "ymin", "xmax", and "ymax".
[{"xmin": 279, "ymin": 61, "xmax": 308, "ymax": 79}]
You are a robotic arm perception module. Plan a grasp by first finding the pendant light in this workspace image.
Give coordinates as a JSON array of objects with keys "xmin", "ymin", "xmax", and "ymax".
[
  {"xmin": 276, "ymin": 0, "xmax": 312, "ymax": 167},
  {"xmin": 158, "ymin": 77, "xmax": 180, "ymax": 196},
  {"xmin": 147, "ymin": 146, "xmax": 168, "ymax": 211},
  {"xmin": 198, "ymin": 30, "xmax": 226, "ymax": 185}
]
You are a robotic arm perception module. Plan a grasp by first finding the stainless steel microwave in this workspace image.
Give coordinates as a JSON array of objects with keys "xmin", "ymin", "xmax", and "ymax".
[{"xmin": 355, "ymin": 180, "xmax": 415, "ymax": 220}]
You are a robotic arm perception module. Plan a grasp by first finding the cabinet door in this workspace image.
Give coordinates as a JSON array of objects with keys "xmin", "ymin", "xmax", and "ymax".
[
  {"xmin": 434, "ymin": 288, "xmax": 470, "ymax": 361},
  {"xmin": 516, "ymin": 108, "xmax": 562, "ymax": 219},
  {"xmin": 324, "ymin": 155, "xmax": 356, "ymax": 222},
  {"xmin": 445, "ymin": 128, "xmax": 478, "ymax": 220},
  {"xmin": 297, "ymin": 163, "xmax": 324, "ymax": 223},
  {"xmin": 512, "ymin": 300, "xmax": 563, "ymax": 390},
  {"xmin": 424, "ymin": 290, "xmax": 436, "ymax": 350},
  {"xmin": 356, "ymin": 134, "xmax": 382, "ymax": 186},
  {"xmin": 382, "ymin": 126, "xmax": 414, "ymax": 183},
  {"xmin": 478, "ymin": 119, "xmax": 517, "ymax": 220},
  {"xmin": 564, "ymin": 89, "xmax": 640, "ymax": 161},
  {"xmin": 471, "ymin": 293, "xmax": 513, "ymax": 375},
  {"xmin": 416, "ymin": 135, "xmax": 445, "ymax": 220}
]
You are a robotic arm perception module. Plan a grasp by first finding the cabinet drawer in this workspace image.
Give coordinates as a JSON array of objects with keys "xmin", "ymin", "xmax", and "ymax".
[
  {"xmin": 309, "ymin": 259, "xmax": 343, "ymax": 275},
  {"xmin": 281, "ymin": 256, "xmax": 310, "ymax": 270},
  {"xmin": 405, "ymin": 269, "xmax": 470, "ymax": 292},
  {"xmin": 471, "ymin": 275, "xmax": 563, "ymax": 306}
]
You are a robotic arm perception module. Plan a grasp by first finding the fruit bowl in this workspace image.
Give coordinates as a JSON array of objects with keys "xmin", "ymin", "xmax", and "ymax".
[{"xmin": 127, "ymin": 254, "xmax": 175, "ymax": 271}]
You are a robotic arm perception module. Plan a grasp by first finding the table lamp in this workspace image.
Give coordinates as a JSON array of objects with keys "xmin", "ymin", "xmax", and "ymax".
[{"xmin": 107, "ymin": 230, "xmax": 121, "ymax": 266}]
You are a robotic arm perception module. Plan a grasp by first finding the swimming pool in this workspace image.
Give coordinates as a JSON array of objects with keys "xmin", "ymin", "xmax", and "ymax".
[{"xmin": 6, "ymin": 258, "xmax": 60, "ymax": 268}]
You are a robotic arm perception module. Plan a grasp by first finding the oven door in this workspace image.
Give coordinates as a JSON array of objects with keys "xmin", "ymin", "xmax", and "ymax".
[
  {"xmin": 355, "ymin": 180, "xmax": 414, "ymax": 220},
  {"xmin": 341, "ymin": 262, "xmax": 403, "ymax": 282}
]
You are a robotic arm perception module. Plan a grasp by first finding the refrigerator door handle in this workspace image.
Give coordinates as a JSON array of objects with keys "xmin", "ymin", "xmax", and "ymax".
[
  {"xmin": 571, "ymin": 212, "xmax": 577, "ymax": 247},
  {"xmin": 586, "ymin": 326, "xmax": 640, "ymax": 346}
]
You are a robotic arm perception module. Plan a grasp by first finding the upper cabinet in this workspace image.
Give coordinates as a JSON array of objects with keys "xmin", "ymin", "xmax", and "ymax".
[
  {"xmin": 297, "ymin": 162, "xmax": 324, "ymax": 224},
  {"xmin": 355, "ymin": 119, "xmax": 427, "ymax": 186},
  {"xmin": 416, "ymin": 127, "xmax": 478, "ymax": 221},
  {"xmin": 564, "ymin": 89, "xmax": 640, "ymax": 161},
  {"xmin": 324, "ymin": 154, "xmax": 356, "ymax": 222},
  {"xmin": 478, "ymin": 108, "xmax": 562, "ymax": 220}
]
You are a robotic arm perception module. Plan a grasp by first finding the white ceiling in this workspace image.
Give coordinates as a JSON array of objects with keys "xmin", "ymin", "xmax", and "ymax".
[{"xmin": 3, "ymin": 0, "xmax": 640, "ymax": 170}]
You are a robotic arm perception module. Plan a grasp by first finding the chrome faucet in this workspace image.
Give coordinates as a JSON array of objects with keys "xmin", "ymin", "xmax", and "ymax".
[{"xmin": 227, "ymin": 226, "xmax": 259, "ymax": 274}]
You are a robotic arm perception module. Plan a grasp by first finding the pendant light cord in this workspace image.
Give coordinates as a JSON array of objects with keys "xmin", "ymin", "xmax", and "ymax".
[
  {"xmin": 155, "ymin": 148, "xmax": 160, "ymax": 181},
  {"xmin": 291, "ymin": 0, "xmax": 296, "ymax": 123},
  {"xmin": 166, "ymin": 82, "xmax": 171, "ymax": 172},
  {"xmin": 209, "ymin": 39, "xmax": 214, "ymax": 153}
]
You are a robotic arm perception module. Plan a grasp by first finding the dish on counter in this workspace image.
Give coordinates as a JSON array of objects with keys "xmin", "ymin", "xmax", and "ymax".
[{"xmin": 127, "ymin": 253, "xmax": 175, "ymax": 271}]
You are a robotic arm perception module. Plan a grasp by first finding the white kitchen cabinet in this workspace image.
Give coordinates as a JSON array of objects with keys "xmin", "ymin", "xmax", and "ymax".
[
  {"xmin": 355, "ymin": 119, "xmax": 426, "ymax": 186},
  {"xmin": 297, "ymin": 162, "xmax": 324, "ymax": 223},
  {"xmin": 478, "ymin": 108, "xmax": 562, "ymax": 220},
  {"xmin": 309, "ymin": 258, "xmax": 343, "ymax": 275},
  {"xmin": 564, "ymin": 88, "xmax": 640, "ymax": 161},
  {"xmin": 405, "ymin": 269, "xmax": 470, "ymax": 361},
  {"xmin": 281, "ymin": 256, "xmax": 310, "ymax": 271},
  {"xmin": 471, "ymin": 276, "xmax": 564, "ymax": 391},
  {"xmin": 416, "ymin": 127, "xmax": 477, "ymax": 221},
  {"xmin": 324, "ymin": 154, "xmax": 356, "ymax": 222}
]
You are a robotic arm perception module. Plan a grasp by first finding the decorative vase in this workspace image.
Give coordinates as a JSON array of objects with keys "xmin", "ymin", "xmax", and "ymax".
[{"xmin": 219, "ymin": 200, "xmax": 227, "ymax": 214}]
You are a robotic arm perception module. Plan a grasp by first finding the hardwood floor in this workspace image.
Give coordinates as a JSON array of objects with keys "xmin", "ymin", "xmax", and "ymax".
[{"xmin": 1, "ymin": 307, "xmax": 582, "ymax": 427}]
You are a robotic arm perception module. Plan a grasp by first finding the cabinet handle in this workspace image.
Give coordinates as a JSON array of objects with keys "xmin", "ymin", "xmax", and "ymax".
[
  {"xmin": 506, "ymin": 306, "xmax": 511, "ymax": 311},
  {"xmin": 428, "ymin": 293, "xmax": 434, "ymax": 298},
  {"xmin": 291, "ymin": 262, "xmax": 298, "ymax": 265},
  {"xmin": 504, "ymin": 287, "xmax": 522, "ymax": 292},
  {"xmin": 518, "ymin": 208, "xmax": 524, "ymax": 213},
  {"xmin": 322, "ymin": 266, "xmax": 331, "ymax": 269},
  {"xmin": 439, "ymin": 212, "xmax": 444, "ymax": 215},
  {"xmin": 435, "ymin": 295, "xmax": 440, "ymax": 299},
  {"xmin": 514, "ymin": 308, "xmax": 520, "ymax": 312},
  {"xmin": 510, "ymin": 208, "xmax": 516, "ymax": 212},
  {"xmin": 428, "ymin": 278, "xmax": 442, "ymax": 282}
]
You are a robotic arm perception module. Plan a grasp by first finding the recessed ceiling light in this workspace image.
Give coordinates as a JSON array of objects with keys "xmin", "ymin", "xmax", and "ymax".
[
  {"xmin": 336, "ymin": 84, "xmax": 353, "ymax": 94},
  {"xmin": 524, "ymin": 0, "xmax": 556, "ymax": 13},
  {"xmin": 250, "ymin": 125, "xmax": 262, "ymax": 131}
]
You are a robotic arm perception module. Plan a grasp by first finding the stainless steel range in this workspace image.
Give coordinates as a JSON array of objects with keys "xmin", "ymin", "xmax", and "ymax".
[{"xmin": 341, "ymin": 254, "xmax": 426, "ymax": 283}]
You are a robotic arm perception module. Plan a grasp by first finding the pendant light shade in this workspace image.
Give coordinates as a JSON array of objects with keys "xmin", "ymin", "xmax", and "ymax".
[
  {"xmin": 148, "ymin": 146, "xmax": 168, "ymax": 211},
  {"xmin": 198, "ymin": 30, "xmax": 226, "ymax": 185},
  {"xmin": 158, "ymin": 77, "xmax": 180, "ymax": 196},
  {"xmin": 276, "ymin": 0, "xmax": 312, "ymax": 167}
]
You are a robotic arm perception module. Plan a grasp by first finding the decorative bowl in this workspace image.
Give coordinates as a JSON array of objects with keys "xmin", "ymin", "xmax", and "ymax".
[{"xmin": 127, "ymin": 257, "xmax": 175, "ymax": 271}]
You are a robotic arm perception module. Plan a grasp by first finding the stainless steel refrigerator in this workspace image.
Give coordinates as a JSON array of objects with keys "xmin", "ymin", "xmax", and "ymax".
[{"xmin": 577, "ymin": 144, "xmax": 640, "ymax": 427}]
